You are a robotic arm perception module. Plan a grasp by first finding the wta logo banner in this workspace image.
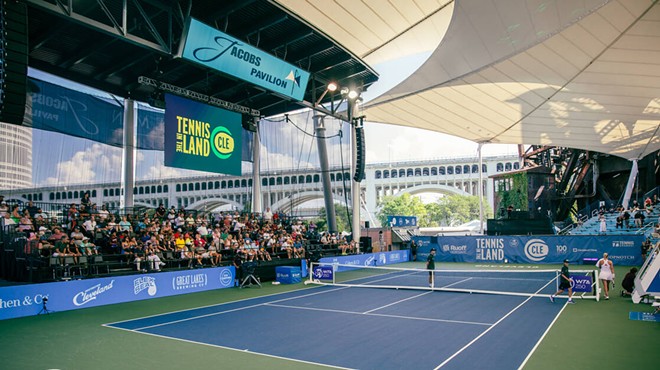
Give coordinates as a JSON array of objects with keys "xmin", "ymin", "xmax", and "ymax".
[
  {"xmin": 179, "ymin": 18, "xmax": 310, "ymax": 101},
  {"xmin": 164, "ymin": 94, "xmax": 242, "ymax": 175}
]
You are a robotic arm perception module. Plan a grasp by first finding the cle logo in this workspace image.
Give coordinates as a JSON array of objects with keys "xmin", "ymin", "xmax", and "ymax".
[{"xmin": 211, "ymin": 126, "xmax": 234, "ymax": 159}]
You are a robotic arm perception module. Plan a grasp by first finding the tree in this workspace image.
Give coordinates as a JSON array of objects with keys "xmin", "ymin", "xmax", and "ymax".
[
  {"xmin": 377, "ymin": 193, "xmax": 428, "ymax": 226},
  {"xmin": 315, "ymin": 205, "xmax": 352, "ymax": 233},
  {"xmin": 426, "ymin": 194, "xmax": 492, "ymax": 226}
]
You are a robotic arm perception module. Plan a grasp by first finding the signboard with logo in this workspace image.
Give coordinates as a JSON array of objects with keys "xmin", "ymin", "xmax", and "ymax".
[
  {"xmin": 388, "ymin": 216, "xmax": 417, "ymax": 227},
  {"xmin": 569, "ymin": 274, "xmax": 593, "ymax": 293},
  {"xmin": 179, "ymin": 18, "xmax": 310, "ymax": 101},
  {"xmin": 319, "ymin": 250, "xmax": 410, "ymax": 272},
  {"xmin": 312, "ymin": 265, "xmax": 334, "ymax": 281},
  {"xmin": 164, "ymin": 93, "xmax": 242, "ymax": 175},
  {"xmin": 0, "ymin": 266, "xmax": 234, "ymax": 321},
  {"xmin": 275, "ymin": 266, "xmax": 302, "ymax": 284},
  {"xmin": 413, "ymin": 235, "xmax": 643, "ymax": 266}
]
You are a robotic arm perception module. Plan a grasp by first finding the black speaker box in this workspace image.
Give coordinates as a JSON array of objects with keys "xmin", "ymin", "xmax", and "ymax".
[{"xmin": 0, "ymin": 1, "xmax": 28, "ymax": 125}]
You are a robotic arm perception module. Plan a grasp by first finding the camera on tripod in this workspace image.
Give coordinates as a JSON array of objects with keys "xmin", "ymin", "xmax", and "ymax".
[
  {"xmin": 38, "ymin": 297, "xmax": 52, "ymax": 315},
  {"xmin": 239, "ymin": 261, "xmax": 261, "ymax": 288}
]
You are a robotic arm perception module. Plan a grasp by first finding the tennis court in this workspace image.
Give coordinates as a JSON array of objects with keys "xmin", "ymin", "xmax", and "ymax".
[{"xmin": 105, "ymin": 266, "xmax": 570, "ymax": 370}]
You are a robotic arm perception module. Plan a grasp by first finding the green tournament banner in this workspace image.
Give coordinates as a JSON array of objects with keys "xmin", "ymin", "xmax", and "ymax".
[
  {"xmin": 164, "ymin": 94, "xmax": 242, "ymax": 175},
  {"xmin": 179, "ymin": 18, "xmax": 310, "ymax": 101}
]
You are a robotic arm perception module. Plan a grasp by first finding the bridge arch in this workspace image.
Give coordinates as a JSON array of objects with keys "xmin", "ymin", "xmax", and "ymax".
[
  {"xmin": 186, "ymin": 197, "xmax": 243, "ymax": 212},
  {"xmin": 393, "ymin": 184, "xmax": 471, "ymax": 198},
  {"xmin": 270, "ymin": 191, "xmax": 349, "ymax": 214}
]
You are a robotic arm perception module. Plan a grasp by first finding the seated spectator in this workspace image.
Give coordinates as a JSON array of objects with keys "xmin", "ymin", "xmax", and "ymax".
[
  {"xmin": 79, "ymin": 237, "xmax": 97, "ymax": 256},
  {"xmin": 82, "ymin": 217, "xmax": 97, "ymax": 237},
  {"xmin": 206, "ymin": 241, "xmax": 221, "ymax": 266},
  {"xmin": 0, "ymin": 199, "xmax": 8, "ymax": 217},
  {"xmin": 615, "ymin": 215, "xmax": 623, "ymax": 229},
  {"xmin": 193, "ymin": 233, "xmax": 208, "ymax": 266},
  {"xmin": 644, "ymin": 197, "xmax": 653, "ymax": 214},
  {"xmin": 154, "ymin": 203, "xmax": 167, "ymax": 221},
  {"xmin": 47, "ymin": 227, "xmax": 66, "ymax": 243},
  {"xmin": 622, "ymin": 210, "xmax": 631, "ymax": 228},
  {"xmin": 293, "ymin": 238, "xmax": 305, "ymax": 259},
  {"xmin": 621, "ymin": 267, "xmax": 638, "ymax": 297},
  {"xmin": 98, "ymin": 204, "xmax": 110, "ymax": 221},
  {"xmin": 10, "ymin": 205, "xmax": 21, "ymax": 223},
  {"xmin": 24, "ymin": 201, "xmax": 39, "ymax": 218},
  {"xmin": 70, "ymin": 226, "xmax": 85, "ymax": 247},
  {"xmin": 118, "ymin": 216, "xmax": 132, "ymax": 233},
  {"xmin": 146, "ymin": 250, "xmax": 165, "ymax": 271},
  {"xmin": 17, "ymin": 214, "xmax": 34, "ymax": 233},
  {"xmin": 257, "ymin": 240, "xmax": 272, "ymax": 261}
]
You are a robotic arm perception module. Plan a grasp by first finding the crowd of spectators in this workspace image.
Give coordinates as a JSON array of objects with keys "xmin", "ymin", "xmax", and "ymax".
[
  {"xmin": 604, "ymin": 195, "xmax": 660, "ymax": 231},
  {"xmin": 0, "ymin": 194, "xmax": 356, "ymax": 273}
]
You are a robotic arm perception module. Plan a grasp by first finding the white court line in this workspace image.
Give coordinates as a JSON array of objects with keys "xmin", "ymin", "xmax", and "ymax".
[
  {"xmin": 264, "ymin": 302, "xmax": 492, "ymax": 326},
  {"xmin": 362, "ymin": 291, "xmax": 432, "ymax": 314},
  {"xmin": 125, "ymin": 286, "xmax": 349, "ymax": 331},
  {"xmin": 105, "ymin": 324, "xmax": 353, "ymax": 370},
  {"xmin": 103, "ymin": 284, "xmax": 324, "ymax": 327},
  {"xmin": 433, "ymin": 277, "xmax": 557, "ymax": 369},
  {"xmin": 517, "ymin": 301, "xmax": 569, "ymax": 370},
  {"xmin": 440, "ymin": 277, "xmax": 473, "ymax": 289}
]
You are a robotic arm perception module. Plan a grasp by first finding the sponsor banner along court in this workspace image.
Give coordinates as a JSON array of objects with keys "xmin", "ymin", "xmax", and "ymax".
[
  {"xmin": 0, "ymin": 266, "xmax": 234, "ymax": 320},
  {"xmin": 413, "ymin": 235, "xmax": 644, "ymax": 266},
  {"xmin": 319, "ymin": 250, "xmax": 410, "ymax": 272}
]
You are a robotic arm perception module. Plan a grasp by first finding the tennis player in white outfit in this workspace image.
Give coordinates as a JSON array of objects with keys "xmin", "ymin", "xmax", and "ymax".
[{"xmin": 597, "ymin": 253, "xmax": 615, "ymax": 299}]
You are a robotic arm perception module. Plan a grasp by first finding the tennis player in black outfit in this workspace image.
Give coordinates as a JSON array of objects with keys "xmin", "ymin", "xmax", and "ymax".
[
  {"xmin": 427, "ymin": 248, "xmax": 436, "ymax": 287},
  {"xmin": 550, "ymin": 259, "xmax": 575, "ymax": 304}
]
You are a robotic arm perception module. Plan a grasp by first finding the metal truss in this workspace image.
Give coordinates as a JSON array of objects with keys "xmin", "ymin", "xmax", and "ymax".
[{"xmin": 25, "ymin": 0, "xmax": 190, "ymax": 54}]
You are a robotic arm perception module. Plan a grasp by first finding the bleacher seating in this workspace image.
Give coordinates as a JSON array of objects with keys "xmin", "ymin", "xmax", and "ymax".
[{"xmin": 569, "ymin": 204, "xmax": 659, "ymax": 237}]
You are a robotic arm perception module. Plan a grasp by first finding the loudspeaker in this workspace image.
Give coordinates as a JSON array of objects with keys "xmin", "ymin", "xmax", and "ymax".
[
  {"xmin": 0, "ymin": 1, "xmax": 28, "ymax": 125},
  {"xmin": 365, "ymin": 221, "xmax": 370, "ymax": 229},
  {"xmin": 242, "ymin": 115, "xmax": 258, "ymax": 132},
  {"xmin": 359, "ymin": 236, "xmax": 372, "ymax": 253},
  {"xmin": 353, "ymin": 124, "xmax": 365, "ymax": 182}
]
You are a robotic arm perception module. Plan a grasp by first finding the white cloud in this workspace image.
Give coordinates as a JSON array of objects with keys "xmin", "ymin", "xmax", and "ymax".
[
  {"xmin": 142, "ymin": 164, "xmax": 183, "ymax": 179},
  {"xmin": 41, "ymin": 143, "xmax": 122, "ymax": 186}
]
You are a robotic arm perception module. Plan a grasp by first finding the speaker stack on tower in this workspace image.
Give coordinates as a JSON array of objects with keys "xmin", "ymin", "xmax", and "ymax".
[
  {"xmin": 0, "ymin": 0, "xmax": 28, "ymax": 125},
  {"xmin": 353, "ymin": 117, "xmax": 366, "ymax": 182}
]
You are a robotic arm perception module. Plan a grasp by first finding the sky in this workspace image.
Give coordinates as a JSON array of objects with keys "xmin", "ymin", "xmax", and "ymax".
[{"xmin": 26, "ymin": 50, "xmax": 518, "ymax": 187}]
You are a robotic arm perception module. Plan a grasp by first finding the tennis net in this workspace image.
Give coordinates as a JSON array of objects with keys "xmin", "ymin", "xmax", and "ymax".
[{"xmin": 307, "ymin": 262, "xmax": 600, "ymax": 300}]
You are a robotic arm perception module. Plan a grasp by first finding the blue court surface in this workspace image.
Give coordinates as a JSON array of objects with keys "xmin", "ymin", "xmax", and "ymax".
[{"xmin": 105, "ymin": 285, "xmax": 567, "ymax": 370}]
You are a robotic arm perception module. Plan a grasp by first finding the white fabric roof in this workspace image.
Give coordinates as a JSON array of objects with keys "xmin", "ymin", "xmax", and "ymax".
[{"xmin": 276, "ymin": 0, "xmax": 660, "ymax": 160}]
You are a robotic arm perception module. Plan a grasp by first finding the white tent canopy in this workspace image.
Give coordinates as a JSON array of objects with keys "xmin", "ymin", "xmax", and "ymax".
[{"xmin": 276, "ymin": 0, "xmax": 660, "ymax": 160}]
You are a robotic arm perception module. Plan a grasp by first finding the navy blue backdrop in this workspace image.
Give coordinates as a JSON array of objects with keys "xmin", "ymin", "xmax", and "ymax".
[{"xmin": 413, "ymin": 235, "xmax": 644, "ymax": 266}]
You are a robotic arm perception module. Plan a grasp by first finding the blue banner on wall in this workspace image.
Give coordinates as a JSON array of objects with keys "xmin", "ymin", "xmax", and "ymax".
[
  {"xmin": 179, "ymin": 18, "xmax": 310, "ymax": 101},
  {"xmin": 0, "ymin": 266, "xmax": 234, "ymax": 321},
  {"xmin": 412, "ymin": 235, "xmax": 644, "ymax": 266},
  {"xmin": 388, "ymin": 216, "xmax": 417, "ymax": 227},
  {"xmin": 164, "ymin": 94, "xmax": 243, "ymax": 175},
  {"xmin": 319, "ymin": 250, "xmax": 410, "ymax": 272},
  {"xmin": 29, "ymin": 78, "xmax": 123, "ymax": 145},
  {"xmin": 27, "ymin": 78, "xmax": 253, "ymax": 161}
]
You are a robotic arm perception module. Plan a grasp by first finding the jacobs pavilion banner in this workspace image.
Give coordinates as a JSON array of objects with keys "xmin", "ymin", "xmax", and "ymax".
[
  {"xmin": 164, "ymin": 93, "xmax": 242, "ymax": 175},
  {"xmin": 179, "ymin": 18, "xmax": 310, "ymax": 101}
]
